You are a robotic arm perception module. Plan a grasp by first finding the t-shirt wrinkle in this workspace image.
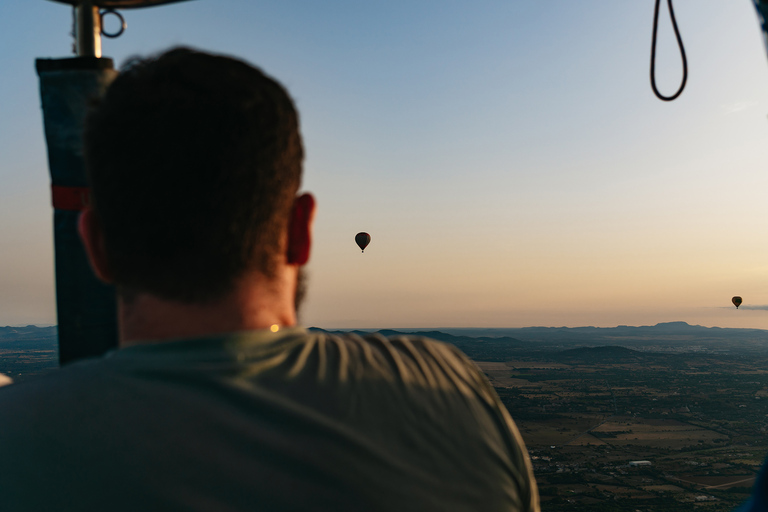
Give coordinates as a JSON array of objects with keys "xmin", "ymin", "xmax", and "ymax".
[
  {"xmin": 367, "ymin": 334, "xmax": 415, "ymax": 385},
  {"xmin": 333, "ymin": 335, "xmax": 350, "ymax": 383},
  {"xmin": 316, "ymin": 335, "xmax": 328, "ymax": 382},
  {"xmin": 286, "ymin": 334, "xmax": 316, "ymax": 379},
  {"xmin": 0, "ymin": 328, "xmax": 539, "ymax": 512},
  {"xmin": 392, "ymin": 336, "xmax": 442, "ymax": 390},
  {"xmin": 354, "ymin": 335, "xmax": 391, "ymax": 382}
]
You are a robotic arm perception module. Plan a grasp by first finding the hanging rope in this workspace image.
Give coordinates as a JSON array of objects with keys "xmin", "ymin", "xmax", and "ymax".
[{"xmin": 650, "ymin": 0, "xmax": 688, "ymax": 101}]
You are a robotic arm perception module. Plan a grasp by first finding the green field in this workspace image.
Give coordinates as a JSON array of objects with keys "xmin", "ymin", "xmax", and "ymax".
[{"xmin": 479, "ymin": 350, "xmax": 768, "ymax": 511}]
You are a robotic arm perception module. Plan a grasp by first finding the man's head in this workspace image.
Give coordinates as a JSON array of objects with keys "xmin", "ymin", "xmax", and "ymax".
[{"xmin": 82, "ymin": 47, "xmax": 309, "ymax": 304}]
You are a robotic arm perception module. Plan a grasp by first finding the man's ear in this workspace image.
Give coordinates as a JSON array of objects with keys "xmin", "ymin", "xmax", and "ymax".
[
  {"xmin": 78, "ymin": 207, "xmax": 114, "ymax": 283},
  {"xmin": 286, "ymin": 193, "xmax": 316, "ymax": 266}
]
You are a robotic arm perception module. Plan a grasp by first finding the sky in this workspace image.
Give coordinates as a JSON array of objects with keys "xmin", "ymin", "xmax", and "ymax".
[{"xmin": 1, "ymin": 1, "xmax": 768, "ymax": 329}]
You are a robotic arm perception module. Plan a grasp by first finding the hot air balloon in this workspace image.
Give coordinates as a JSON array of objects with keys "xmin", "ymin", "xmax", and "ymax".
[
  {"xmin": 355, "ymin": 232, "xmax": 371, "ymax": 253},
  {"xmin": 732, "ymin": 296, "xmax": 743, "ymax": 309}
]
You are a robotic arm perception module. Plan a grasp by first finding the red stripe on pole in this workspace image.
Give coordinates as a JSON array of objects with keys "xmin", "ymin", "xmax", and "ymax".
[{"xmin": 51, "ymin": 185, "xmax": 90, "ymax": 211}]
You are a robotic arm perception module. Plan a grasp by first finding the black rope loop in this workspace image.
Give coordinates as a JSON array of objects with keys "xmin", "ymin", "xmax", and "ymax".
[
  {"xmin": 650, "ymin": 0, "xmax": 687, "ymax": 101},
  {"xmin": 100, "ymin": 9, "xmax": 126, "ymax": 39}
]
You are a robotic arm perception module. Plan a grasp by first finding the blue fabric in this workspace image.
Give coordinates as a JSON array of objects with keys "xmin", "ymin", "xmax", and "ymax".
[{"xmin": 36, "ymin": 58, "xmax": 118, "ymax": 363}]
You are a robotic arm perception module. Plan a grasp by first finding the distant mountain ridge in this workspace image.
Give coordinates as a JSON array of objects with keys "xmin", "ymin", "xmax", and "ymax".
[
  {"xmin": 309, "ymin": 322, "xmax": 768, "ymax": 356},
  {"xmin": 3, "ymin": 321, "xmax": 768, "ymax": 354},
  {"xmin": 310, "ymin": 321, "xmax": 768, "ymax": 339},
  {"xmin": 433, "ymin": 321, "xmax": 768, "ymax": 338},
  {"xmin": 0, "ymin": 325, "xmax": 57, "ymax": 341},
  {"xmin": 3, "ymin": 323, "xmax": 768, "ymax": 380}
]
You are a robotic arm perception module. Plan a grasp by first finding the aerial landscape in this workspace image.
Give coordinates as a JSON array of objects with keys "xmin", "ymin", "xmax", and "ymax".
[
  {"xmin": 5, "ymin": 321, "xmax": 768, "ymax": 511},
  {"xmin": 2, "ymin": 0, "xmax": 768, "ymax": 509}
]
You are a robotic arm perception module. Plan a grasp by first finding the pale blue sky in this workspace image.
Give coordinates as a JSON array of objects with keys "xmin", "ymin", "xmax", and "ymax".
[{"xmin": 1, "ymin": 1, "xmax": 768, "ymax": 328}]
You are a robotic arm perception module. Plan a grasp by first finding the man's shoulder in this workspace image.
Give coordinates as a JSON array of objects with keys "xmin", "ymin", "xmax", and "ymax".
[
  {"xmin": 299, "ymin": 330, "xmax": 499, "ymax": 408},
  {"xmin": 324, "ymin": 330, "xmax": 465, "ymax": 355},
  {"xmin": 0, "ymin": 331, "xmax": 482, "ymax": 399},
  {"xmin": 0, "ymin": 331, "xmax": 539, "ymax": 511},
  {"xmin": 309, "ymin": 329, "xmax": 470, "ymax": 362},
  {"xmin": 310, "ymin": 330, "xmax": 482, "ymax": 378}
]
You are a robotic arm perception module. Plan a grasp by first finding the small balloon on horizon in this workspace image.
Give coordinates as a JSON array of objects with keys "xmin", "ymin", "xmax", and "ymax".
[
  {"xmin": 732, "ymin": 296, "xmax": 743, "ymax": 309},
  {"xmin": 355, "ymin": 232, "xmax": 371, "ymax": 253}
]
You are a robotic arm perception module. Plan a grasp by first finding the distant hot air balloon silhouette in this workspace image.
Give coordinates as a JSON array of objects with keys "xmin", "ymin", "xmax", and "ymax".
[
  {"xmin": 732, "ymin": 296, "xmax": 743, "ymax": 309},
  {"xmin": 355, "ymin": 232, "xmax": 371, "ymax": 253}
]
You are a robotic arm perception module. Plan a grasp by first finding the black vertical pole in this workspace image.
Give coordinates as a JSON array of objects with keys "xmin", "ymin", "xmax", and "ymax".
[{"xmin": 36, "ymin": 57, "xmax": 118, "ymax": 364}]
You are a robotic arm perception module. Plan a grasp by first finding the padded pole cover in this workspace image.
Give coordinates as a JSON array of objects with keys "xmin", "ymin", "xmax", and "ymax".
[{"xmin": 36, "ymin": 57, "xmax": 118, "ymax": 364}]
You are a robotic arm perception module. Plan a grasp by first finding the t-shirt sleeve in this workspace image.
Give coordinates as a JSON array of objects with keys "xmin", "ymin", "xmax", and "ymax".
[
  {"xmin": 445, "ymin": 343, "xmax": 540, "ymax": 512},
  {"xmin": 393, "ymin": 336, "xmax": 541, "ymax": 512}
]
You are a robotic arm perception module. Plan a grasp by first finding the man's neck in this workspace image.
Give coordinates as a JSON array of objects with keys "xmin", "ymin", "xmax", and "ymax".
[{"xmin": 118, "ymin": 271, "xmax": 298, "ymax": 347}]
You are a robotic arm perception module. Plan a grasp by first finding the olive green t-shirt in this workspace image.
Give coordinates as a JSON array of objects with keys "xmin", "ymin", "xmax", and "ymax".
[{"xmin": 0, "ymin": 328, "xmax": 538, "ymax": 512}]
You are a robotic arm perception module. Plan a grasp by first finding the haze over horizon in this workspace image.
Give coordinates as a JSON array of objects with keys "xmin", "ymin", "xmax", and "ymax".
[
  {"xmin": 2, "ymin": 1, "xmax": 768, "ymax": 330},
  {"xmin": 5, "ymin": 320, "xmax": 768, "ymax": 333}
]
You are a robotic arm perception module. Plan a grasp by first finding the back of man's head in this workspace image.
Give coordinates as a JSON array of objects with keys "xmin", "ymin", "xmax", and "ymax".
[{"xmin": 84, "ymin": 47, "xmax": 304, "ymax": 303}]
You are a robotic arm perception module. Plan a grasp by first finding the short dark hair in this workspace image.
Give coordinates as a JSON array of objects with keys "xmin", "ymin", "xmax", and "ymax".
[{"xmin": 84, "ymin": 47, "xmax": 304, "ymax": 303}]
